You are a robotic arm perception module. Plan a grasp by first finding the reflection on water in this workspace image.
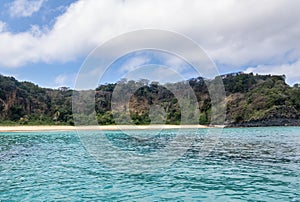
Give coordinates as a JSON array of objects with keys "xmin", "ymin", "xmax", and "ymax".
[{"xmin": 0, "ymin": 127, "xmax": 299, "ymax": 201}]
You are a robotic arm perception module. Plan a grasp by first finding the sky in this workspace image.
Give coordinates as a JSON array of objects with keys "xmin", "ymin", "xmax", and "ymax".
[{"xmin": 0, "ymin": 0, "xmax": 299, "ymax": 88}]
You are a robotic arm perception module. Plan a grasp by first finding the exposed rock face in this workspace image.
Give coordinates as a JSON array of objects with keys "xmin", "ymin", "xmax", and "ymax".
[
  {"xmin": 0, "ymin": 75, "xmax": 73, "ymax": 123},
  {"xmin": 231, "ymin": 119, "xmax": 300, "ymax": 127},
  {"xmin": 223, "ymin": 73, "xmax": 300, "ymax": 127},
  {"xmin": 229, "ymin": 106, "xmax": 300, "ymax": 127},
  {"xmin": 1, "ymin": 73, "xmax": 300, "ymax": 126},
  {"xmin": 264, "ymin": 106, "xmax": 299, "ymax": 119}
]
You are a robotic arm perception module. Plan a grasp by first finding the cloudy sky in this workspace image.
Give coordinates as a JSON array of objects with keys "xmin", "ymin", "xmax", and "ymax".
[{"xmin": 0, "ymin": 0, "xmax": 299, "ymax": 88}]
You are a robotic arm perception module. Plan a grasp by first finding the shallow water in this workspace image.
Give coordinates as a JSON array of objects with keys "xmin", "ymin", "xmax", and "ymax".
[{"xmin": 0, "ymin": 127, "xmax": 299, "ymax": 201}]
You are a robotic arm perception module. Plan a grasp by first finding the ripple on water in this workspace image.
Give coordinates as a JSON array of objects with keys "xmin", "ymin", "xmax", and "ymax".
[{"xmin": 0, "ymin": 128, "xmax": 299, "ymax": 201}]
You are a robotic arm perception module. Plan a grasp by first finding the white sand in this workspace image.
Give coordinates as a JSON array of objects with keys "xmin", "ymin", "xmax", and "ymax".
[{"xmin": 0, "ymin": 124, "xmax": 211, "ymax": 132}]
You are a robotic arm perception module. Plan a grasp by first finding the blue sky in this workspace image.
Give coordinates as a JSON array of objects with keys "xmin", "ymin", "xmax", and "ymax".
[
  {"xmin": 0, "ymin": 0, "xmax": 80, "ymax": 88},
  {"xmin": 0, "ymin": 0, "xmax": 299, "ymax": 88}
]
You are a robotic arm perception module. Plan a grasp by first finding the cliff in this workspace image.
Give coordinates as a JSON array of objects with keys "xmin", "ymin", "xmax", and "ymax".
[{"xmin": 1, "ymin": 73, "xmax": 300, "ymax": 126}]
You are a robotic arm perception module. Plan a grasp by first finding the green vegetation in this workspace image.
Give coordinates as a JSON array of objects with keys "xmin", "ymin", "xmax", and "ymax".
[
  {"xmin": 1, "ymin": 72, "xmax": 300, "ymax": 126},
  {"xmin": 0, "ymin": 75, "xmax": 73, "ymax": 125}
]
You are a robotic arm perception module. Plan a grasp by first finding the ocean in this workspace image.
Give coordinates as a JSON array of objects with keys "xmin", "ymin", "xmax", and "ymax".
[{"xmin": 0, "ymin": 127, "xmax": 299, "ymax": 201}]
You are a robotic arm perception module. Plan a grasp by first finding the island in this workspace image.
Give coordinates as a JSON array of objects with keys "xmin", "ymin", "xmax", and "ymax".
[{"xmin": 1, "ymin": 72, "xmax": 300, "ymax": 128}]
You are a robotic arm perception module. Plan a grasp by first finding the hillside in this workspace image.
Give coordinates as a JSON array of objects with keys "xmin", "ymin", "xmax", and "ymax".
[
  {"xmin": 0, "ymin": 73, "xmax": 300, "ymax": 126},
  {"xmin": 0, "ymin": 76, "xmax": 73, "ymax": 125},
  {"xmin": 223, "ymin": 73, "xmax": 300, "ymax": 126}
]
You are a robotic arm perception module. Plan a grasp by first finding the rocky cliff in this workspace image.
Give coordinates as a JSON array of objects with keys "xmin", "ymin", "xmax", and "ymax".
[{"xmin": 1, "ymin": 73, "xmax": 300, "ymax": 126}]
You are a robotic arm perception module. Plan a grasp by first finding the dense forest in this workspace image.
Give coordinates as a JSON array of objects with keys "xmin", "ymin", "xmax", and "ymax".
[{"xmin": 1, "ymin": 72, "xmax": 300, "ymax": 126}]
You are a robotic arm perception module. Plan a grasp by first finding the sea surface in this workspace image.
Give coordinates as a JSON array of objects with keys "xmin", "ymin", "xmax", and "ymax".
[{"xmin": 0, "ymin": 127, "xmax": 299, "ymax": 201}]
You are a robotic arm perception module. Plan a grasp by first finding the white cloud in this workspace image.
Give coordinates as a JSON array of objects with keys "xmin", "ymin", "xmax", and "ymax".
[
  {"xmin": 0, "ymin": 0, "xmax": 300, "ymax": 83},
  {"xmin": 52, "ymin": 73, "xmax": 77, "ymax": 88},
  {"xmin": 29, "ymin": 25, "xmax": 43, "ymax": 37},
  {"xmin": 163, "ymin": 55, "xmax": 190, "ymax": 73},
  {"xmin": 54, "ymin": 74, "xmax": 67, "ymax": 86},
  {"xmin": 245, "ymin": 60, "xmax": 300, "ymax": 85},
  {"xmin": 118, "ymin": 51, "xmax": 198, "ymax": 81},
  {"xmin": 124, "ymin": 66, "xmax": 184, "ymax": 84},
  {"xmin": 119, "ymin": 55, "xmax": 151, "ymax": 73},
  {"xmin": 0, "ymin": 21, "xmax": 6, "ymax": 32},
  {"xmin": 9, "ymin": 0, "xmax": 45, "ymax": 17}
]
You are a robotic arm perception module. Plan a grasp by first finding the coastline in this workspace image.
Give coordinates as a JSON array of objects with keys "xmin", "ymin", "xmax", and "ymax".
[{"xmin": 0, "ymin": 124, "xmax": 211, "ymax": 132}]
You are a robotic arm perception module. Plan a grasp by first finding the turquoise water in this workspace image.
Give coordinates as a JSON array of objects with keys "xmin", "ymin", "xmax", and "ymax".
[{"xmin": 0, "ymin": 127, "xmax": 299, "ymax": 201}]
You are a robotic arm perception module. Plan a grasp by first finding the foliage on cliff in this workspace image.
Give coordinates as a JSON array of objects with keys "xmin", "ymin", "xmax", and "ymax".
[
  {"xmin": 0, "ymin": 72, "xmax": 299, "ymax": 126},
  {"xmin": 0, "ymin": 76, "xmax": 73, "ymax": 125}
]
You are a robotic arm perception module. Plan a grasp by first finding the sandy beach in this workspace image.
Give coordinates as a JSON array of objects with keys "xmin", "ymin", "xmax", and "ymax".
[{"xmin": 0, "ymin": 124, "xmax": 212, "ymax": 132}]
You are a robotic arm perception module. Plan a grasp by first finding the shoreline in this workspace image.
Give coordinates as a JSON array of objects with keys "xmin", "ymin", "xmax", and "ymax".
[
  {"xmin": 0, "ymin": 124, "xmax": 211, "ymax": 132},
  {"xmin": 1, "ymin": 124, "xmax": 299, "ymax": 132}
]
